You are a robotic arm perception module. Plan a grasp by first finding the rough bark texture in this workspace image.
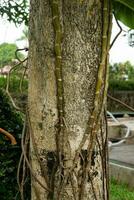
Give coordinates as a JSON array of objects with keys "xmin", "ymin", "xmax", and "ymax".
[{"xmin": 28, "ymin": 0, "xmax": 110, "ymax": 199}]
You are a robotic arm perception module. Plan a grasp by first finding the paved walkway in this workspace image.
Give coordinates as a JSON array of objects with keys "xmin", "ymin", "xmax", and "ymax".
[
  {"xmin": 108, "ymin": 117, "xmax": 134, "ymax": 168},
  {"xmin": 108, "ymin": 117, "xmax": 134, "ymax": 186},
  {"xmin": 109, "ymin": 144, "xmax": 134, "ymax": 168}
]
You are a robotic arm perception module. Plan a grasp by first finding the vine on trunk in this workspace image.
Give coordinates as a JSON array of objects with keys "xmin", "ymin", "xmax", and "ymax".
[
  {"xmin": 21, "ymin": 0, "xmax": 113, "ymax": 199},
  {"xmin": 50, "ymin": 0, "xmax": 66, "ymax": 197},
  {"xmin": 50, "ymin": 0, "xmax": 65, "ymax": 155},
  {"xmin": 3, "ymin": 1, "xmax": 119, "ymax": 200},
  {"xmin": 78, "ymin": 0, "xmax": 112, "ymax": 198},
  {"xmin": 50, "ymin": 0, "xmax": 113, "ymax": 199}
]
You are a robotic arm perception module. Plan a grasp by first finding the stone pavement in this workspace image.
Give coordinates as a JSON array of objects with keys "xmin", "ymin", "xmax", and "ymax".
[
  {"xmin": 108, "ymin": 117, "xmax": 134, "ymax": 187},
  {"xmin": 109, "ymin": 144, "xmax": 134, "ymax": 168},
  {"xmin": 108, "ymin": 117, "xmax": 134, "ymax": 165},
  {"xmin": 109, "ymin": 144, "xmax": 134, "ymax": 188}
]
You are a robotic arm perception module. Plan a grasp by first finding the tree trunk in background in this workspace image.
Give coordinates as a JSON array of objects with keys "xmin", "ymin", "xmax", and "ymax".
[{"xmin": 28, "ymin": 0, "xmax": 112, "ymax": 199}]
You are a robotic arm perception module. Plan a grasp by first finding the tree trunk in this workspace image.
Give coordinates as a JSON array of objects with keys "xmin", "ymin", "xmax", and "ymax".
[{"xmin": 28, "ymin": 0, "xmax": 112, "ymax": 199}]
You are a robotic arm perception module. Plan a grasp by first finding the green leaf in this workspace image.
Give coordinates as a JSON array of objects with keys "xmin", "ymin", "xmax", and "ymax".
[
  {"xmin": 113, "ymin": 1, "xmax": 134, "ymax": 29},
  {"xmin": 0, "ymin": 0, "xmax": 29, "ymax": 25},
  {"xmin": 114, "ymin": 0, "xmax": 134, "ymax": 11}
]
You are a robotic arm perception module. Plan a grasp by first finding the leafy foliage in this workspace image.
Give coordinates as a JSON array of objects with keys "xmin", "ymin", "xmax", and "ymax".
[
  {"xmin": 0, "ymin": 75, "xmax": 28, "ymax": 112},
  {"xmin": 109, "ymin": 80, "xmax": 134, "ymax": 91},
  {"xmin": 113, "ymin": 0, "xmax": 134, "ymax": 11},
  {"xmin": 0, "ymin": 0, "xmax": 29, "ymax": 26},
  {"xmin": 0, "ymin": 54, "xmax": 28, "ymax": 198},
  {"xmin": 0, "ymin": 89, "xmax": 23, "ymax": 200},
  {"xmin": 109, "ymin": 61, "xmax": 134, "ymax": 81},
  {"xmin": 112, "ymin": 0, "xmax": 134, "ymax": 29},
  {"xmin": 0, "ymin": 43, "xmax": 24, "ymax": 67},
  {"xmin": 0, "ymin": 90, "xmax": 23, "ymax": 137},
  {"xmin": 109, "ymin": 61, "xmax": 134, "ymax": 91},
  {"xmin": 0, "ymin": 75, "xmax": 28, "ymax": 93}
]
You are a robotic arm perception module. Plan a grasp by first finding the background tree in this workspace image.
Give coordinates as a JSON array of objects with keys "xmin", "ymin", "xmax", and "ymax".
[
  {"xmin": 0, "ymin": 43, "xmax": 24, "ymax": 67},
  {"xmin": 109, "ymin": 61, "xmax": 134, "ymax": 81},
  {"xmin": 0, "ymin": 0, "xmax": 29, "ymax": 26}
]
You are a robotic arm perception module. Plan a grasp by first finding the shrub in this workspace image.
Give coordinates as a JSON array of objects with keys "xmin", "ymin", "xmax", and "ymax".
[
  {"xmin": 0, "ymin": 76, "xmax": 28, "ymax": 93},
  {"xmin": 109, "ymin": 80, "xmax": 134, "ymax": 91},
  {"xmin": 0, "ymin": 89, "xmax": 23, "ymax": 200}
]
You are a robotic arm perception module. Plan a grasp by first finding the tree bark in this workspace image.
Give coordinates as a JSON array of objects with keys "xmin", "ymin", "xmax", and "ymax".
[{"xmin": 28, "ymin": 0, "xmax": 112, "ymax": 199}]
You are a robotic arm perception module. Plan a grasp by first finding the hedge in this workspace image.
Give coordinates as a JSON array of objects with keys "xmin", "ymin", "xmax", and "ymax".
[{"xmin": 109, "ymin": 80, "xmax": 134, "ymax": 91}]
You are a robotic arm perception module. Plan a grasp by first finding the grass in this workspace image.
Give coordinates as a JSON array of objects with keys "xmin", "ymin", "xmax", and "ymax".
[
  {"xmin": 110, "ymin": 179, "xmax": 134, "ymax": 200},
  {"xmin": 0, "ymin": 76, "xmax": 28, "ymax": 93},
  {"xmin": 0, "ymin": 76, "xmax": 28, "ymax": 110}
]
